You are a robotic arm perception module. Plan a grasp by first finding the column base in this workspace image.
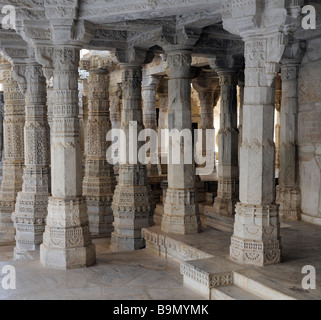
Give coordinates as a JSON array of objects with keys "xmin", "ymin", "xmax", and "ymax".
[
  {"xmin": 87, "ymin": 197, "xmax": 114, "ymax": 238},
  {"xmin": 40, "ymin": 197, "xmax": 96, "ymax": 269},
  {"xmin": 110, "ymin": 233, "xmax": 145, "ymax": 252},
  {"xmin": 111, "ymin": 182, "xmax": 155, "ymax": 252},
  {"xmin": 40, "ymin": 243, "xmax": 96, "ymax": 270},
  {"xmin": 230, "ymin": 203, "xmax": 281, "ymax": 266},
  {"xmin": 213, "ymin": 178, "xmax": 239, "ymax": 215},
  {"xmin": 276, "ymin": 186, "xmax": 301, "ymax": 222},
  {"xmin": 0, "ymin": 221, "xmax": 15, "ymax": 243},
  {"xmin": 230, "ymin": 236, "xmax": 281, "ymax": 266},
  {"xmin": 13, "ymin": 187, "xmax": 49, "ymax": 260},
  {"xmin": 161, "ymin": 188, "xmax": 201, "ymax": 235},
  {"xmin": 14, "ymin": 246, "xmax": 40, "ymax": 261}
]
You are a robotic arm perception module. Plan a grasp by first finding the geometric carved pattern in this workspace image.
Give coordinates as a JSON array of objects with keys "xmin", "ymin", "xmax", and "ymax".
[
  {"xmin": 82, "ymin": 68, "xmax": 117, "ymax": 238},
  {"xmin": 12, "ymin": 62, "xmax": 51, "ymax": 261},
  {"xmin": 0, "ymin": 65, "xmax": 25, "ymax": 243}
]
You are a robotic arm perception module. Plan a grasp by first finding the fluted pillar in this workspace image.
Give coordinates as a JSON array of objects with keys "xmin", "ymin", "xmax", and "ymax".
[
  {"xmin": 276, "ymin": 59, "xmax": 302, "ymax": 221},
  {"xmin": 111, "ymin": 63, "xmax": 155, "ymax": 252},
  {"xmin": 83, "ymin": 66, "xmax": 117, "ymax": 238},
  {"xmin": 213, "ymin": 70, "xmax": 239, "ymax": 215},
  {"xmin": 161, "ymin": 49, "xmax": 201, "ymax": 235},
  {"xmin": 40, "ymin": 46, "xmax": 96, "ymax": 269},
  {"xmin": 11, "ymin": 62, "xmax": 50, "ymax": 261},
  {"xmin": 0, "ymin": 63, "xmax": 24, "ymax": 243}
]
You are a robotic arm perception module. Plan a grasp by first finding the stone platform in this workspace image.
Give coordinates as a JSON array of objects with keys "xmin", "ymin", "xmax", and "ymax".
[{"xmin": 143, "ymin": 222, "xmax": 321, "ymax": 300}]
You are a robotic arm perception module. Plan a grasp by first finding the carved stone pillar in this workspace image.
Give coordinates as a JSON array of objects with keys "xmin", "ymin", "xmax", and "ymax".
[
  {"xmin": 142, "ymin": 74, "xmax": 161, "ymax": 176},
  {"xmin": 82, "ymin": 66, "xmax": 117, "ymax": 238},
  {"xmin": 40, "ymin": 47, "xmax": 96, "ymax": 269},
  {"xmin": 0, "ymin": 63, "xmax": 24, "ymax": 243},
  {"xmin": 230, "ymin": 38, "xmax": 282, "ymax": 266},
  {"xmin": 158, "ymin": 78, "xmax": 169, "ymax": 164},
  {"xmin": 161, "ymin": 49, "xmax": 201, "ymax": 235},
  {"xmin": 221, "ymin": 0, "xmax": 295, "ymax": 266},
  {"xmin": 11, "ymin": 62, "xmax": 50, "ymax": 260},
  {"xmin": 109, "ymin": 74, "xmax": 122, "ymax": 175},
  {"xmin": 210, "ymin": 64, "xmax": 239, "ymax": 215},
  {"xmin": 193, "ymin": 72, "xmax": 220, "ymax": 174},
  {"xmin": 276, "ymin": 55, "xmax": 302, "ymax": 221},
  {"xmin": 111, "ymin": 63, "xmax": 155, "ymax": 252},
  {"xmin": 275, "ymin": 75, "xmax": 282, "ymax": 171},
  {"xmin": 238, "ymin": 73, "xmax": 244, "ymax": 168}
]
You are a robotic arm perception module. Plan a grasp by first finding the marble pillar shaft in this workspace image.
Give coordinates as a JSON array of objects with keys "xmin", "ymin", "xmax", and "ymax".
[
  {"xmin": 230, "ymin": 38, "xmax": 281, "ymax": 267},
  {"xmin": 142, "ymin": 83, "xmax": 160, "ymax": 176},
  {"xmin": 276, "ymin": 63, "xmax": 301, "ymax": 221},
  {"xmin": 12, "ymin": 63, "xmax": 50, "ymax": 260},
  {"xmin": 83, "ymin": 69, "xmax": 116, "ymax": 237},
  {"xmin": 161, "ymin": 50, "xmax": 201, "ymax": 235},
  {"xmin": 214, "ymin": 72, "xmax": 239, "ymax": 215},
  {"xmin": 111, "ymin": 64, "xmax": 155, "ymax": 252},
  {"xmin": 0, "ymin": 66, "xmax": 24, "ymax": 243},
  {"xmin": 40, "ymin": 47, "xmax": 96, "ymax": 269}
]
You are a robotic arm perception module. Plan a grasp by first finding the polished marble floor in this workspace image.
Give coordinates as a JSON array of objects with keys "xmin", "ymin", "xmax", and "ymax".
[{"xmin": 0, "ymin": 239, "xmax": 204, "ymax": 300}]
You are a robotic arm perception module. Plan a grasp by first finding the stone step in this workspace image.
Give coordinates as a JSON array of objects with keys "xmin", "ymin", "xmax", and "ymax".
[
  {"xmin": 180, "ymin": 257, "xmax": 297, "ymax": 300},
  {"xmin": 203, "ymin": 206, "xmax": 234, "ymax": 232},
  {"xmin": 142, "ymin": 227, "xmax": 213, "ymax": 264},
  {"xmin": 233, "ymin": 272, "xmax": 296, "ymax": 300},
  {"xmin": 180, "ymin": 257, "xmax": 242, "ymax": 299},
  {"xmin": 211, "ymin": 285, "xmax": 264, "ymax": 300}
]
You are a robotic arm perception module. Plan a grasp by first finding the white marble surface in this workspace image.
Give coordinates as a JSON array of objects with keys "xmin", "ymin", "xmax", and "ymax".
[{"xmin": 0, "ymin": 239, "xmax": 204, "ymax": 300}]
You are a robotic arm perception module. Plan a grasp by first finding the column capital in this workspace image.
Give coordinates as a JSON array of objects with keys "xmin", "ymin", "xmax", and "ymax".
[{"xmin": 192, "ymin": 71, "xmax": 220, "ymax": 94}]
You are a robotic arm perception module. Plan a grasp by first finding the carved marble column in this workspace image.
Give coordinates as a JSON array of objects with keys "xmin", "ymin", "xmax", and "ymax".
[
  {"xmin": 210, "ymin": 64, "xmax": 239, "ymax": 216},
  {"xmin": 82, "ymin": 66, "xmax": 117, "ymax": 238},
  {"xmin": 276, "ymin": 59, "xmax": 302, "ymax": 221},
  {"xmin": 40, "ymin": 47, "xmax": 96, "ymax": 269},
  {"xmin": 158, "ymin": 77, "xmax": 169, "ymax": 164},
  {"xmin": 109, "ymin": 75, "xmax": 122, "ymax": 175},
  {"xmin": 11, "ymin": 62, "xmax": 50, "ymax": 261},
  {"xmin": 193, "ymin": 72, "xmax": 220, "ymax": 174},
  {"xmin": 238, "ymin": 73, "xmax": 244, "ymax": 168},
  {"xmin": 275, "ymin": 75, "xmax": 282, "ymax": 171},
  {"xmin": 111, "ymin": 63, "xmax": 155, "ymax": 252},
  {"xmin": 0, "ymin": 63, "xmax": 24, "ymax": 243},
  {"xmin": 161, "ymin": 50, "xmax": 201, "ymax": 235},
  {"xmin": 142, "ymin": 74, "xmax": 161, "ymax": 176},
  {"xmin": 230, "ymin": 38, "xmax": 282, "ymax": 266}
]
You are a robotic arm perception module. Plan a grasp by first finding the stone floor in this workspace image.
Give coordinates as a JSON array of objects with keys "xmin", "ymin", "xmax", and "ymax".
[
  {"xmin": 146, "ymin": 220, "xmax": 321, "ymax": 300},
  {"xmin": 0, "ymin": 239, "xmax": 204, "ymax": 300},
  {"xmin": 0, "ymin": 220, "xmax": 320, "ymax": 300}
]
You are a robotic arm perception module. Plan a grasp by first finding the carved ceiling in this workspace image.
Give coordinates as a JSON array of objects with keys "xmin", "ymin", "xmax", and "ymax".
[{"xmin": 0, "ymin": 0, "xmax": 318, "ymax": 67}]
